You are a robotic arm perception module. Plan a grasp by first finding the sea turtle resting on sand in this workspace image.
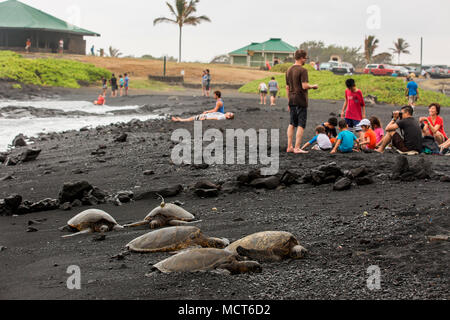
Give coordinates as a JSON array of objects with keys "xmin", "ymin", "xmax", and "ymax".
[
  {"xmin": 226, "ymin": 231, "xmax": 307, "ymax": 262},
  {"xmin": 150, "ymin": 248, "xmax": 262, "ymax": 275},
  {"xmin": 60, "ymin": 209, "xmax": 124, "ymax": 238},
  {"xmin": 126, "ymin": 226, "xmax": 229, "ymax": 253},
  {"xmin": 124, "ymin": 196, "xmax": 201, "ymax": 229}
]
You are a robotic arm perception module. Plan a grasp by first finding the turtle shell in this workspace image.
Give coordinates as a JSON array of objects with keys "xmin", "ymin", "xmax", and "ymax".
[
  {"xmin": 153, "ymin": 248, "xmax": 235, "ymax": 273},
  {"xmin": 126, "ymin": 226, "xmax": 202, "ymax": 253},
  {"xmin": 226, "ymin": 231, "xmax": 298, "ymax": 256},
  {"xmin": 67, "ymin": 209, "xmax": 120, "ymax": 231},
  {"xmin": 145, "ymin": 203, "xmax": 195, "ymax": 222}
]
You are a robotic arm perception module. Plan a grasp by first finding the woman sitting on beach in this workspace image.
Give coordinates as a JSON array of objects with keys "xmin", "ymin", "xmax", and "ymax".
[{"xmin": 420, "ymin": 103, "xmax": 447, "ymax": 145}]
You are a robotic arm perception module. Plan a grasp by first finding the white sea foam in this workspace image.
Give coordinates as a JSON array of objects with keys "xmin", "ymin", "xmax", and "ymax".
[{"xmin": 0, "ymin": 100, "xmax": 163, "ymax": 151}]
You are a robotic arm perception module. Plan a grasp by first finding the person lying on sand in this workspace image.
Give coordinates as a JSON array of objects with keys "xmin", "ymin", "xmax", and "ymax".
[
  {"xmin": 172, "ymin": 112, "xmax": 235, "ymax": 122},
  {"xmin": 94, "ymin": 95, "xmax": 105, "ymax": 106}
]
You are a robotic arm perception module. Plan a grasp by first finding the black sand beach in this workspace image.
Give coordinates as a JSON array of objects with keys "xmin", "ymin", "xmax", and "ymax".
[{"xmin": 0, "ymin": 89, "xmax": 449, "ymax": 300}]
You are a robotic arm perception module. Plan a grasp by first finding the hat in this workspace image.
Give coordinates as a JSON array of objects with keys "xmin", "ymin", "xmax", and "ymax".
[{"xmin": 359, "ymin": 119, "xmax": 371, "ymax": 127}]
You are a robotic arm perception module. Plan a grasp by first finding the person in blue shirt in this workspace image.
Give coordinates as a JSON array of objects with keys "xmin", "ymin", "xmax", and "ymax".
[
  {"xmin": 124, "ymin": 73, "xmax": 130, "ymax": 96},
  {"xmin": 331, "ymin": 120, "xmax": 359, "ymax": 154},
  {"xmin": 202, "ymin": 91, "xmax": 225, "ymax": 114},
  {"xmin": 406, "ymin": 77, "xmax": 419, "ymax": 108}
]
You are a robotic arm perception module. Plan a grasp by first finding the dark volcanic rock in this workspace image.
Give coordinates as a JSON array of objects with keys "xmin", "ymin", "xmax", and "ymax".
[
  {"xmin": 392, "ymin": 156, "xmax": 409, "ymax": 178},
  {"xmin": 409, "ymin": 158, "xmax": 433, "ymax": 179},
  {"xmin": 0, "ymin": 194, "xmax": 22, "ymax": 216},
  {"xmin": 29, "ymin": 198, "xmax": 60, "ymax": 212},
  {"xmin": 250, "ymin": 176, "xmax": 281, "ymax": 190},
  {"xmin": 221, "ymin": 181, "xmax": 239, "ymax": 194},
  {"xmin": 440, "ymin": 176, "xmax": 450, "ymax": 183},
  {"xmin": 116, "ymin": 191, "xmax": 134, "ymax": 203},
  {"xmin": 114, "ymin": 133, "xmax": 128, "ymax": 143},
  {"xmin": 194, "ymin": 189, "xmax": 220, "ymax": 198},
  {"xmin": 91, "ymin": 187, "xmax": 108, "ymax": 202},
  {"xmin": 20, "ymin": 149, "xmax": 41, "ymax": 162},
  {"xmin": 237, "ymin": 169, "xmax": 262, "ymax": 185},
  {"xmin": 350, "ymin": 166, "xmax": 368, "ymax": 178},
  {"xmin": 333, "ymin": 177, "xmax": 352, "ymax": 191},
  {"xmin": 143, "ymin": 170, "xmax": 155, "ymax": 176},
  {"xmin": 317, "ymin": 162, "xmax": 344, "ymax": 178},
  {"xmin": 194, "ymin": 180, "xmax": 220, "ymax": 190},
  {"xmin": 59, "ymin": 181, "xmax": 94, "ymax": 204},
  {"xmin": 355, "ymin": 176, "xmax": 375, "ymax": 186},
  {"xmin": 13, "ymin": 135, "xmax": 27, "ymax": 147},
  {"xmin": 60, "ymin": 202, "xmax": 72, "ymax": 211},
  {"xmin": 135, "ymin": 184, "xmax": 183, "ymax": 200},
  {"xmin": 280, "ymin": 171, "xmax": 299, "ymax": 186}
]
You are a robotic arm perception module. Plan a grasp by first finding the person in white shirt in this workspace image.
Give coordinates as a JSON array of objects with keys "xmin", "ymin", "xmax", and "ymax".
[
  {"xmin": 172, "ymin": 112, "xmax": 235, "ymax": 122},
  {"xmin": 300, "ymin": 126, "xmax": 333, "ymax": 152},
  {"xmin": 258, "ymin": 82, "xmax": 268, "ymax": 105}
]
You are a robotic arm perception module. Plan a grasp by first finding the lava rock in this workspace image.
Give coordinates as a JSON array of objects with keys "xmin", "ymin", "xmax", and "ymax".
[
  {"xmin": 280, "ymin": 171, "xmax": 299, "ymax": 186},
  {"xmin": 60, "ymin": 202, "xmax": 72, "ymax": 211},
  {"xmin": 237, "ymin": 169, "xmax": 262, "ymax": 185},
  {"xmin": 355, "ymin": 176, "xmax": 374, "ymax": 186},
  {"xmin": 91, "ymin": 187, "xmax": 108, "ymax": 202},
  {"xmin": 12, "ymin": 135, "xmax": 27, "ymax": 147},
  {"xmin": 59, "ymin": 181, "xmax": 94, "ymax": 203},
  {"xmin": 4, "ymin": 194, "xmax": 22, "ymax": 210},
  {"xmin": 317, "ymin": 162, "xmax": 344, "ymax": 178},
  {"xmin": 135, "ymin": 184, "xmax": 183, "ymax": 200},
  {"xmin": 392, "ymin": 156, "xmax": 409, "ymax": 179},
  {"xmin": 71, "ymin": 199, "xmax": 83, "ymax": 208},
  {"xmin": 26, "ymin": 227, "xmax": 38, "ymax": 233},
  {"xmin": 194, "ymin": 189, "xmax": 220, "ymax": 198},
  {"xmin": 333, "ymin": 177, "xmax": 352, "ymax": 191},
  {"xmin": 409, "ymin": 158, "xmax": 433, "ymax": 179},
  {"xmin": 114, "ymin": 133, "xmax": 128, "ymax": 143},
  {"xmin": 440, "ymin": 176, "xmax": 450, "ymax": 183},
  {"xmin": 221, "ymin": 181, "xmax": 239, "ymax": 194},
  {"xmin": 19, "ymin": 149, "xmax": 41, "ymax": 162},
  {"xmin": 250, "ymin": 176, "xmax": 281, "ymax": 190},
  {"xmin": 143, "ymin": 170, "xmax": 155, "ymax": 176},
  {"xmin": 116, "ymin": 191, "xmax": 134, "ymax": 203},
  {"xmin": 194, "ymin": 180, "xmax": 220, "ymax": 190},
  {"xmin": 350, "ymin": 166, "xmax": 368, "ymax": 178},
  {"xmin": 29, "ymin": 198, "xmax": 60, "ymax": 213}
]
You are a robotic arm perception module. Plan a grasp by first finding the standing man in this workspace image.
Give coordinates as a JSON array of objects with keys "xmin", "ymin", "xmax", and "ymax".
[
  {"xmin": 91, "ymin": 45, "xmax": 95, "ymax": 56},
  {"xmin": 25, "ymin": 39, "xmax": 31, "ymax": 53},
  {"xmin": 59, "ymin": 39, "xmax": 64, "ymax": 54},
  {"xmin": 124, "ymin": 73, "xmax": 130, "ymax": 96},
  {"xmin": 406, "ymin": 77, "xmax": 419, "ymax": 108},
  {"xmin": 286, "ymin": 50, "xmax": 319, "ymax": 154}
]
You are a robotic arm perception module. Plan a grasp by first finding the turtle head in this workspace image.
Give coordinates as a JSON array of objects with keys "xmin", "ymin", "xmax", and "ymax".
[
  {"xmin": 237, "ymin": 261, "xmax": 262, "ymax": 274},
  {"xmin": 290, "ymin": 245, "xmax": 308, "ymax": 259},
  {"xmin": 98, "ymin": 225, "xmax": 109, "ymax": 233},
  {"xmin": 206, "ymin": 237, "xmax": 230, "ymax": 249}
]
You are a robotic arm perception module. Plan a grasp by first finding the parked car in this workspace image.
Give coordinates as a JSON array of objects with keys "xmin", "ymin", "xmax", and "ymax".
[
  {"xmin": 424, "ymin": 65, "xmax": 450, "ymax": 79},
  {"xmin": 331, "ymin": 62, "xmax": 355, "ymax": 75},
  {"xmin": 391, "ymin": 66, "xmax": 410, "ymax": 77},
  {"xmin": 319, "ymin": 62, "xmax": 331, "ymax": 71},
  {"xmin": 405, "ymin": 66, "xmax": 421, "ymax": 75},
  {"xmin": 364, "ymin": 64, "xmax": 396, "ymax": 76}
]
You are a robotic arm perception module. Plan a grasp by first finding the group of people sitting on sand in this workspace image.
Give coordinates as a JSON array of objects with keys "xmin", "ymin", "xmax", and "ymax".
[{"xmin": 94, "ymin": 73, "xmax": 130, "ymax": 105}]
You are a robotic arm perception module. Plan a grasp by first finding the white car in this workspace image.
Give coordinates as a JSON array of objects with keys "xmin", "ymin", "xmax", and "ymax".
[
  {"xmin": 391, "ymin": 66, "xmax": 410, "ymax": 77},
  {"xmin": 331, "ymin": 62, "xmax": 355, "ymax": 75}
]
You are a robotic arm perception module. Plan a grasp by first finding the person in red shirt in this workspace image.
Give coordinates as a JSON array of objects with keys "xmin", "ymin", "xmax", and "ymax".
[
  {"xmin": 420, "ymin": 103, "xmax": 447, "ymax": 145},
  {"xmin": 357, "ymin": 119, "xmax": 377, "ymax": 150},
  {"xmin": 341, "ymin": 79, "xmax": 366, "ymax": 131},
  {"xmin": 94, "ymin": 95, "xmax": 105, "ymax": 105}
]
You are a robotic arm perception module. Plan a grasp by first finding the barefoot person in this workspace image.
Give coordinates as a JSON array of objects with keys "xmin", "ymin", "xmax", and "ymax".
[
  {"xmin": 286, "ymin": 49, "xmax": 318, "ymax": 154},
  {"xmin": 268, "ymin": 77, "xmax": 280, "ymax": 106},
  {"xmin": 258, "ymin": 82, "xmax": 268, "ymax": 105},
  {"xmin": 406, "ymin": 77, "xmax": 419, "ymax": 108},
  {"xmin": 124, "ymin": 73, "xmax": 130, "ymax": 96},
  {"xmin": 376, "ymin": 106, "xmax": 423, "ymax": 155},
  {"xmin": 420, "ymin": 103, "xmax": 447, "ymax": 145},
  {"xmin": 202, "ymin": 91, "xmax": 225, "ymax": 115},
  {"xmin": 330, "ymin": 120, "xmax": 359, "ymax": 154},
  {"xmin": 110, "ymin": 74, "xmax": 118, "ymax": 97},
  {"xmin": 341, "ymin": 78, "xmax": 365, "ymax": 133}
]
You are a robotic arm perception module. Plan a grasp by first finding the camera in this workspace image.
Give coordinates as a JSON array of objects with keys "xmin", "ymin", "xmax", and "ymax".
[{"xmin": 392, "ymin": 111, "xmax": 403, "ymax": 120}]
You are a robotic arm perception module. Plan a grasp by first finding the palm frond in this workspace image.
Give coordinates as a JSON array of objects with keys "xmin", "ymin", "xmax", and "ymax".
[{"xmin": 153, "ymin": 17, "xmax": 178, "ymax": 25}]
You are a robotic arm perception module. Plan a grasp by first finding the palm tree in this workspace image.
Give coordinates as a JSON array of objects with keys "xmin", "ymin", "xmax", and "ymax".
[
  {"xmin": 154, "ymin": 0, "xmax": 211, "ymax": 63},
  {"xmin": 109, "ymin": 46, "xmax": 122, "ymax": 58},
  {"xmin": 364, "ymin": 35, "xmax": 379, "ymax": 64},
  {"xmin": 390, "ymin": 38, "xmax": 410, "ymax": 65}
]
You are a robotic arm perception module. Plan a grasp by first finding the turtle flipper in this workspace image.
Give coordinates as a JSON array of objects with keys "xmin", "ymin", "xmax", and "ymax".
[
  {"xmin": 123, "ymin": 220, "xmax": 148, "ymax": 228},
  {"xmin": 168, "ymin": 219, "xmax": 203, "ymax": 226},
  {"xmin": 236, "ymin": 246, "xmax": 282, "ymax": 262},
  {"xmin": 61, "ymin": 228, "xmax": 92, "ymax": 238}
]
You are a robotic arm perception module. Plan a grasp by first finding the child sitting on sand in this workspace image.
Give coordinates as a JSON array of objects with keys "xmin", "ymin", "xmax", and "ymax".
[
  {"xmin": 301, "ymin": 126, "xmax": 332, "ymax": 152},
  {"xmin": 357, "ymin": 119, "xmax": 377, "ymax": 150},
  {"xmin": 321, "ymin": 117, "xmax": 338, "ymax": 144},
  {"xmin": 172, "ymin": 112, "xmax": 235, "ymax": 122},
  {"xmin": 331, "ymin": 120, "xmax": 359, "ymax": 154},
  {"xmin": 370, "ymin": 116, "xmax": 384, "ymax": 144},
  {"xmin": 94, "ymin": 95, "xmax": 105, "ymax": 105}
]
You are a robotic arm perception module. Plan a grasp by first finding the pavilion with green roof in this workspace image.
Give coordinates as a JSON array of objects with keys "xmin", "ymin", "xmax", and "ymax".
[
  {"xmin": 0, "ymin": 0, "xmax": 99, "ymax": 54},
  {"xmin": 229, "ymin": 38, "xmax": 297, "ymax": 67}
]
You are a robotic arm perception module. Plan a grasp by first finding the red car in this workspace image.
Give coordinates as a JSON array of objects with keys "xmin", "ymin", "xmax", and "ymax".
[{"xmin": 364, "ymin": 64, "xmax": 396, "ymax": 76}]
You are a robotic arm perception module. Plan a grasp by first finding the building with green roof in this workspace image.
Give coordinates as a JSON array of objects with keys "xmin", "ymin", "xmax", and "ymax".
[
  {"xmin": 229, "ymin": 38, "xmax": 297, "ymax": 67},
  {"xmin": 0, "ymin": 0, "xmax": 99, "ymax": 54}
]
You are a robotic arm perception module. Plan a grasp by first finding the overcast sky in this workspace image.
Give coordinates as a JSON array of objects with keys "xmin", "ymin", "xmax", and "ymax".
[{"xmin": 20, "ymin": 0, "xmax": 450, "ymax": 65}]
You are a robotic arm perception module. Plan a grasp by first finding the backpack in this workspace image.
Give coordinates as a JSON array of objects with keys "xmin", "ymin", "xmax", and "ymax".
[{"xmin": 421, "ymin": 136, "xmax": 440, "ymax": 154}]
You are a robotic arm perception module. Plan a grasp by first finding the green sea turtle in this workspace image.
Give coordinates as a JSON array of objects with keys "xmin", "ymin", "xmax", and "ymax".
[
  {"xmin": 150, "ymin": 248, "xmax": 262, "ymax": 275},
  {"xmin": 126, "ymin": 226, "xmax": 229, "ymax": 253},
  {"xmin": 60, "ymin": 209, "xmax": 124, "ymax": 238},
  {"xmin": 124, "ymin": 196, "xmax": 200, "ymax": 229},
  {"xmin": 226, "ymin": 231, "xmax": 307, "ymax": 262}
]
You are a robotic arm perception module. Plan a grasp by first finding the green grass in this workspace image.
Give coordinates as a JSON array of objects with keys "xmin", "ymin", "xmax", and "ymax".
[
  {"xmin": 240, "ymin": 65, "xmax": 450, "ymax": 107},
  {"xmin": 0, "ymin": 51, "xmax": 111, "ymax": 88},
  {"xmin": 129, "ymin": 79, "xmax": 184, "ymax": 91}
]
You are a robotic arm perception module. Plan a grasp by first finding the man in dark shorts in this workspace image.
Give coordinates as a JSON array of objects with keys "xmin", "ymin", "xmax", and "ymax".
[
  {"xmin": 286, "ymin": 50, "xmax": 319, "ymax": 154},
  {"xmin": 376, "ymin": 105, "xmax": 422, "ymax": 155}
]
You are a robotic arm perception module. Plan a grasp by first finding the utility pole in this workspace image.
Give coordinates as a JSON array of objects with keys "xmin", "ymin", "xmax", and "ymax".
[{"xmin": 420, "ymin": 37, "xmax": 423, "ymax": 71}]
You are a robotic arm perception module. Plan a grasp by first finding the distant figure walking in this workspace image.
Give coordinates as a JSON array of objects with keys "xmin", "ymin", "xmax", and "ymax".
[
  {"xmin": 110, "ymin": 74, "xmax": 118, "ymax": 97},
  {"xmin": 101, "ymin": 77, "xmax": 108, "ymax": 97},
  {"xmin": 258, "ymin": 82, "xmax": 268, "ymax": 105},
  {"xmin": 201, "ymin": 70, "xmax": 207, "ymax": 96},
  {"xmin": 285, "ymin": 49, "xmax": 319, "ymax": 154},
  {"xmin": 406, "ymin": 77, "xmax": 419, "ymax": 108},
  {"xmin": 58, "ymin": 39, "xmax": 64, "ymax": 54},
  {"xmin": 119, "ymin": 75, "xmax": 124, "ymax": 96},
  {"xmin": 268, "ymin": 77, "xmax": 279, "ymax": 106},
  {"xmin": 205, "ymin": 69, "xmax": 211, "ymax": 97},
  {"xmin": 91, "ymin": 45, "xmax": 95, "ymax": 56},
  {"xmin": 25, "ymin": 39, "xmax": 31, "ymax": 53},
  {"xmin": 124, "ymin": 73, "xmax": 130, "ymax": 96}
]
